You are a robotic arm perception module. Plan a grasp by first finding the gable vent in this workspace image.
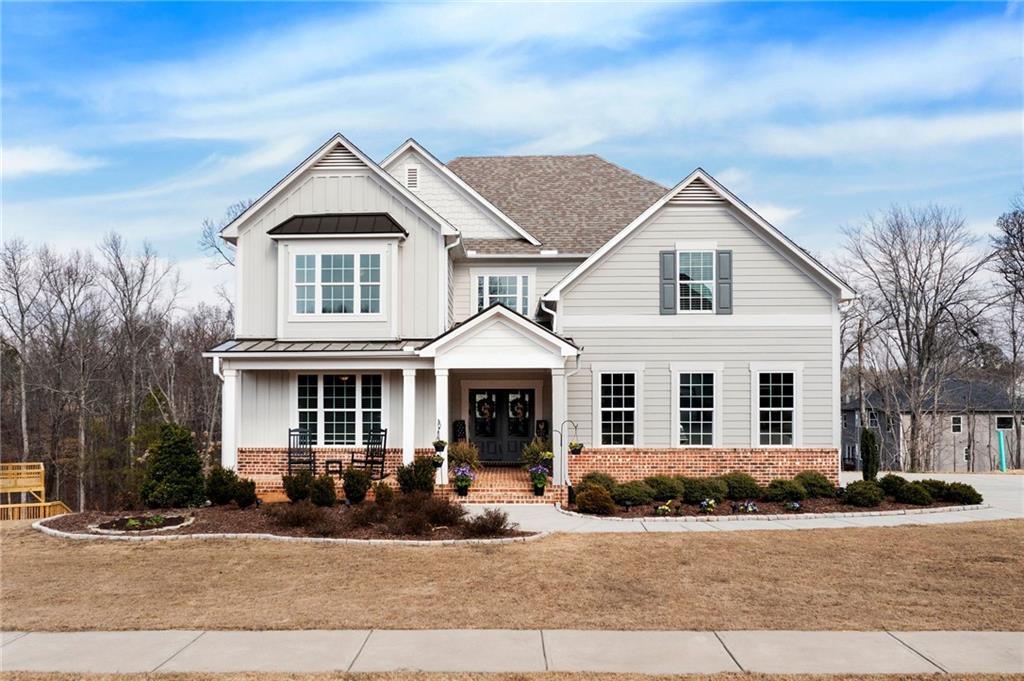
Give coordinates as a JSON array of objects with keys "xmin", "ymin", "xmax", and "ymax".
[
  {"xmin": 406, "ymin": 166, "xmax": 419, "ymax": 190},
  {"xmin": 668, "ymin": 178, "xmax": 723, "ymax": 205},
  {"xmin": 312, "ymin": 144, "xmax": 366, "ymax": 171}
]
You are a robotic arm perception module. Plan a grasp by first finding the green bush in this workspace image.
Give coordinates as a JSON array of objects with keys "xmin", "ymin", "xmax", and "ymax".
[
  {"xmin": 720, "ymin": 471, "xmax": 762, "ymax": 500},
  {"xmin": 233, "ymin": 478, "xmax": 257, "ymax": 508},
  {"xmin": 682, "ymin": 477, "xmax": 728, "ymax": 504},
  {"xmin": 918, "ymin": 478, "xmax": 950, "ymax": 499},
  {"xmin": 612, "ymin": 480, "xmax": 655, "ymax": 506},
  {"xmin": 643, "ymin": 475, "xmax": 684, "ymax": 501},
  {"xmin": 761, "ymin": 479, "xmax": 808, "ymax": 502},
  {"xmin": 461, "ymin": 508, "xmax": 515, "ymax": 538},
  {"xmin": 342, "ymin": 466, "xmax": 372, "ymax": 504},
  {"xmin": 943, "ymin": 482, "xmax": 983, "ymax": 505},
  {"xmin": 396, "ymin": 457, "xmax": 436, "ymax": 494},
  {"xmin": 205, "ymin": 466, "xmax": 239, "ymax": 505},
  {"xmin": 372, "ymin": 481, "xmax": 395, "ymax": 505},
  {"xmin": 844, "ymin": 479, "xmax": 884, "ymax": 507},
  {"xmin": 140, "ymin": 424, "xmax": 206, "ymax": 509},
  {"xmin": 577, "ymin": 471, "xmax": 617, "ymax": 495},
  {"xmin": 575, "ymin": 486, "xmax": 616, "ymax": 515},
  {"xmin": 793, "ymin": 470, "xmax": 835, "ymax": 498},
  {"xmin": 878, "ymin": 473, "xmax": 908, "ymax": 497},
  {"xmin": 521, "ymin": 436, "xmax": 554, "ymax": 470},
  {"xmin": 282, "ymin": 469, "xmax": 313, "ymax": 502},
  {"xmin": 860, "ymin": 427, "xmax": 880, "ymax": 481},
  {"xmin": 448, "ymin": 441, "xmax": 481, "ymax": 470},
  {"xmin": 309, "ymin": 474, "xmax": 337, "ymax": 507},
  {"xmin": 895, "ymin": 481, "xmax": 933, "ymax": 506}
]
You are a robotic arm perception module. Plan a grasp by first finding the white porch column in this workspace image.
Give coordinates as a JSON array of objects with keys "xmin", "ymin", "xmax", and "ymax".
[
  {"xmin": 402, "ymin": 368, "xmax": 417, "ymax": 464},
  {"xmin": 551, "ymin": 367, "xmax": 567, "ymax": 486},
  {"xmin": 221, "ymin": 368, "xmax": 239, "ymax": 471},
  {"xmin": 434, "ymin": 368, "xmax": 449, "ymax": 484}
]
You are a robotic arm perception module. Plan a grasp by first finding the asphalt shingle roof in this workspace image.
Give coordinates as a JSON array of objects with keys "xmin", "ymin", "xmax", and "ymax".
[{"xmin": 446, "ymin": 154, "xmax": 667, "ymax": 254}]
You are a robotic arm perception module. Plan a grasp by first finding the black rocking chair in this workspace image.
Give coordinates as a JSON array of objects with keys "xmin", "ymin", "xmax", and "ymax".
[
  {"xmin": 287, "ymin": 427, "xmax": 316, "ymax": 475},
  {"xmin": 350, "ymin": 428, "xmax": 388, "ymax": 479}
]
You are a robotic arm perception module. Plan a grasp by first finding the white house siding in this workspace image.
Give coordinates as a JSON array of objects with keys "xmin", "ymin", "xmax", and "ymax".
[
  {"xmin": 235, "ymin": 169, "xmax": 443, "ymax": 340},
  {"xmin": 559, "ymin": 205, "xmax": 834, "ymax": 317},
  {"xmin": 238, "ymin": 370, "xmax": 291, "ymax": 448},
  {"xmin": 451, "ymin": 259, "xmax": 580, "ymax": 322},
  {"xmin": 385, "ymin": 149, "xmax": 516, "ymax": 240}
]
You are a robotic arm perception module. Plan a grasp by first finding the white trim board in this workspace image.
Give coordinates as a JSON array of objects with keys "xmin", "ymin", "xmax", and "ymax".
[
  {"xmin": 559, "ymin": 314, "xmax": 834, "ymax": 328},
  {"xmin": 590, "ymin": 362, "xmax": 646, "ymax": 448},
  {"xmin": 749, "ymin": 362, "xmax": 804, "ymax": 448},
  {"xmin": 668, "ymin": 362, "xmax": 724, "ymax": 448}
]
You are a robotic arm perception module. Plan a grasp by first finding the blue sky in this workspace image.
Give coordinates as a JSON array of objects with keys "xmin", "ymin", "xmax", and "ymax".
[{"xmin": 3, "ymin": 1, "xmax": 1021, "ymax": 306}]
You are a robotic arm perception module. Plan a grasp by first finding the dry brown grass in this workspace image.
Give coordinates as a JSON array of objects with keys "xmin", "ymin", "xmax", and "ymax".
[
  {"xmin": 2, "ymin": 674, "xmax": 1022, "ymax": 681},
  {"xmin": 2, "ymin": 520, "xmax": 1023, "ymax": 631}
]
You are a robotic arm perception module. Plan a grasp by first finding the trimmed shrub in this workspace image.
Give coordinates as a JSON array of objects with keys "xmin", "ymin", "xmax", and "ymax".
[
  {"xmin": 793, "ymin": 470, "xmax": 835, "ymax": 498},
  {"xmin": 720, "ymin": 471, "xmax": 762, "ymax": 500},
  {"xmin": 448, "ymin": 441, "xmax": 481, "ymax": 470},
  {"xmin": 944, "ymin": 482, "xmax": 983, "ymax": 505},
  {"xmin": 761, "ymin": 479, "xmax": 808, "ymax": 502},
  {"xmin": 878, "ymin": 473, "xmax": 908, "ymax": 497},
  {"xmin": 575, "ymin": 486, "xmax": 616, "ymax": 515},
  {"xmin": 140, "ymin": 424, "xmax": 206, "ymax": 509},
  {"xmin": 612, "ymin": 480, "xmax": 655, "ymax": 506},
  {"xmin": 462, "ymin": 509, "xmax": 516, "ymax": 538},
  {"xmin": 372, "ymin": 481, "xmax": 395, "ymax": 505},
  {"xmin": 577, "ymin": 471, "xmax": 617, "ymax": 495},
  {"xmin": 682, "ymin": 477, "xmax": 728, "ymax": 504},
  {"xmin": 342, "ymin": 466, "xmax": 372, "ymax": 504},
  {"xmin": 396, "ymin": 457, "xmax": 436, "ymax": 494},
  {"xmin": 918, "ymin": 478, "xmax": 950, "ymax": 499},
  {"xmin": 282, "ymin": 469, "xmax": 313, "ymax": 502},
  {"xmin": 860, "ymin": 427, "xmax": 880, "ymax": 481},
  {"xmin": 844, "ymin": 479, "xmax": 884, "ymax": 507},
  {"xmin": 271, "ymin": 500, "xmax": 324, "ymax": 527},
  {"xmin": 233, "ymin": 478, "xmax": 257, "ymax": 508},
  {"xmin": 643, "ymin": 475, "xmax": 685, "ymax": 501},
  {"xmin": 895, "ymin": 481, "xmax": 933, "ymax": 506},
  {"xmin": 205, "ymin": 466, "xmax": 239, "ymax": 505},
  {"xmin": 309, "ymin": 474, "xmax": 337, "ymax": 507}
]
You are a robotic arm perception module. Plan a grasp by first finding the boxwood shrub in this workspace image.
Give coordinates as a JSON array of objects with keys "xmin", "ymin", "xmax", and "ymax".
[
  {"xmin": 643, "ymin": 475, "xmax": 684, "ymax": 501},
  {"xmin": 918, "ymin": 478, "xmax": 950, "ymax": 499},
  {"xmin": 761, "ymin": 479, "xmax": 808, "ymax": 502},
  {"xmin": 878, "ymin": 473, "xmax": 908, "ymax": 497},
  {"xmin": 233, "ymin": 478, "xmax": 258, "ymax": 508},
  {"xmin": 612, "ymin": 480, "xmax": 655, "ymax": 506},
  {"xmin": 342, "ymin": 466, "xmax": 372, "ymax": 504},
  {"xmin": 576, "ymin": 486, "xmax": 616, "ymax": 515},
  {"xmin": 793, "ymin": 470, "xmax": 835, "ymax": 498},
  {"xmin": 844, "ymin": 479, "xmax": 884, "ymax": 507},
  {"xmin": 309, "ymin": 474, "xmax": 337, "ymax": 507},
  {"xmin": 682, "ymin": 477, "xmax": 728, "ymax": 504},
  {"xmin": 578, "ymin": 471, "xmax": 617, "ymax": 495},
  {"xmin": 720, "ymin": 471, "xmax": 762, "ymax": 500},
  {"xmin": 943, "ymin": 482, "xmax": 983, "ymax": 505},
  {"xmin": 205, "ymin": 465, "xmax": 239, "ymax": 505},
  {"xmin": 895, "ymin": 481, "xmax": 933, "ymax": 506},
  {"xmin": 282, "ymin": 469, "xmax": 313, "ymax": 502}
]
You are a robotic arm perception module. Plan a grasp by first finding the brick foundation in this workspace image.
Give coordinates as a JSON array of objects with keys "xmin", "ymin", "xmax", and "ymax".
[
  {"xmin": 567, "ymin": 448, "xmax": 839, "ymax": 485},
  {"xmin": 237, "ymin": 447, "xmax": 433, "ymax": 494}
]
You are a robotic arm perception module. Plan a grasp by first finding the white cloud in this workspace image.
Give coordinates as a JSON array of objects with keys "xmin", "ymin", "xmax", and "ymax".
[
  {"xmin": 751, "ymin": 202, "xmax": 803, "ymax": 227},
  {"xmin": 3, "ymin": 145, "xmax": 105, "ymax": 178},
  {"xmin": 714, "ymin": 167, "xmax": 749, "ymax": 188}
]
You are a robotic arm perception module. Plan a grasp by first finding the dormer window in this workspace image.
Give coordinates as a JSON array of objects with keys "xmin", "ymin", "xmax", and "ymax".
[
  {"xmin": 293, "ymin": 252, "xmax": 382, "ymax": 316},
  {"xmin": 406, "ymin": 166, "xmax": 419, "ymax": 190}
]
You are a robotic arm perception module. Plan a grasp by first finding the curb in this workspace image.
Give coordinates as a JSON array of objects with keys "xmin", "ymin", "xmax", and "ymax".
[
  {"xmin": 33, "ymin": 515, "xmax": 550, "ymax": 547},
  {"xmin": 553, "ymin": 503, "xmax": 991, "ymax": 522}
]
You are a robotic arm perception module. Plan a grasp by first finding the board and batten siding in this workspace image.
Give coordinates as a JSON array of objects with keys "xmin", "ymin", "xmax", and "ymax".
[
  {"xmin": 559, "ymin": 203, "xmax": 839, "ymax": 449},
  {"xmin": 451, "ymin": 259, "xmax": 580, "ymax": 322},
  {"xmin": 235, "ymin": 169, "xmax": 444, "ymax": 340}
]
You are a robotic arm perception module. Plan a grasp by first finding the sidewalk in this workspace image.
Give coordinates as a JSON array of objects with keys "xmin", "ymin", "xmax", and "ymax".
[{"xmin": 2, "ymin": 629, "xmax": 1021, "ymax": 674}]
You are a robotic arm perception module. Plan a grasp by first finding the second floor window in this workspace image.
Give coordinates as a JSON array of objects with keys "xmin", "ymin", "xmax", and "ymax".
[
  {"xmin": 294, "ymin": 253, "xmax": 381, "ymax": 316},
  {"xmin": 476, "ymin": 273, "xmax": 530, "ymax": 316},
  {"xmin": 678, "ymin": 250, "xmax": 714, "ymax": 312},
  {"xmin": 951, "ymin": 415, "xmax": 963, "ymax": 433}
]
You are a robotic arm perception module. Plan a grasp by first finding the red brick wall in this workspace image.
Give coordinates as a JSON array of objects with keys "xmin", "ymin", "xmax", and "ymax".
[
  {"xmin": 567, "ymin": 448, "xmax": 839, "ymax": 485},
  {"xmin": 237, "ymin": 447, "xmax": 434, "ymax": 493}
]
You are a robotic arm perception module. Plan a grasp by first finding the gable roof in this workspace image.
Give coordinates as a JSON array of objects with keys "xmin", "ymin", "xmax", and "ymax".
[
  {"xmin": 841, "ymin": 377, "xmax": 1014, "ymax": 413},
  {"xmin": 418, "ymin": 302, "xmax": 578, "ymax": 358},
  {"xmin": 268, "ymin": 213, "xmax": 407, "ymax": 237},
  {"xmin": 220, "ymin": 133, "xmax": 458, "ymax": 242},
  {"xmin": 542, "ymin": 168, "xmax": 856, "ymax": 302},
  {"xmin": 445, "ymin": 154, "xmax": 666, "ymax": 254},
  {"xmin": 380, "ymin": 139, "xmax": 541, "ymax": 245}
]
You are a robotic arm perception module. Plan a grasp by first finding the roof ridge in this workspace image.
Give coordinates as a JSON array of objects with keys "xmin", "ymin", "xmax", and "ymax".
[{"xmin": 448, "ymin": 153, "xmax": 601, "ymax": 162}]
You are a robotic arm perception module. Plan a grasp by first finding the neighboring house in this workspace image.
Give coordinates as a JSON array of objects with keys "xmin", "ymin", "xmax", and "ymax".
[
  {"xmin": 840, "ymin": 378, "xmax": 1021, "ymax": 472},
  {"xmin": 204, "ymin": 133, "xmax": 855, "ymax": 498}
]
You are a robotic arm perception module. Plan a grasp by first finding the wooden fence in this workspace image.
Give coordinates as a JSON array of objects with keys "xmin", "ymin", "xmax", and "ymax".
[{"xmin": 0, "ymin": 462, "xmax": 71, "ymax": 520}]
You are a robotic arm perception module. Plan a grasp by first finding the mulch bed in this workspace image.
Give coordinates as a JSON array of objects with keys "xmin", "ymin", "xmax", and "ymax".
[
  {"xmin": 96, "ymin": 515, "xmax": 188, "ymax": 531},
  {"xmin": 43, "ymin": 504, "xmax": 530, "ymax": 541},
  {"xmin": 572, "ymin": 496, "xmax": 961, "ymax": 518}
]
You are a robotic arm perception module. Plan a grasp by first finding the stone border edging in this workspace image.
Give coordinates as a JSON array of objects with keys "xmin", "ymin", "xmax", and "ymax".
[
  {"xmin": 554, "ymin": 503, "xmax": 990, "ymax": 522},
  {"xmin": 33, "ymin": 515, "xmax": 550, "ymax": 547},
  {"xmin": 87, "ymin": 516, "xmax": 196, "ymax": 535}
]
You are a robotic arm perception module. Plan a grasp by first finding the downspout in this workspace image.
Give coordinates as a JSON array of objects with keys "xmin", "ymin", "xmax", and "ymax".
[{"xmin": 444, "ymin": 233, "xmax": 462, "ymax": 330}]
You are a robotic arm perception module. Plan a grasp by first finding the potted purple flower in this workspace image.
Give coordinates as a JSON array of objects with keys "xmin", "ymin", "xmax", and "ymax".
[
  {"xmin": 528, "ymin": 464, "xmax": 550, "ymax": 496},
  {"xmin": 452, "ymin": 465, "xmax": 476, "ymax": 497}
]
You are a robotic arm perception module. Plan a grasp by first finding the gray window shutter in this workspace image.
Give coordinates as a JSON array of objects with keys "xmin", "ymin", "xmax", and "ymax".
[
  {"xmin": 659, "ymin": 250, "xmax": 676, "ymax": 315},
  {"xmin": 716, "ymin": 250, "xmax": 733, "ymax": 315}
]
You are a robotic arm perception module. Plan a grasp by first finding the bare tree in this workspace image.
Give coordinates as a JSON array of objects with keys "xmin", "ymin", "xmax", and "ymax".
[
  {"xmin": 842, "ymin": 205, "xmax": 992, "ymax": 470},
  {"xmin": 198, "ymin": 199, "xmax": 252, "ymax": 268},
  {"xmin": 993, "ymin": 192, "xmax": 1024, "ymax": 467}
]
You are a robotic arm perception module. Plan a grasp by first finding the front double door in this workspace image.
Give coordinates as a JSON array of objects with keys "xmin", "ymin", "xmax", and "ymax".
[{"xmin": 468, "ymin": 388, "xmax": 535, "ymax": 465}]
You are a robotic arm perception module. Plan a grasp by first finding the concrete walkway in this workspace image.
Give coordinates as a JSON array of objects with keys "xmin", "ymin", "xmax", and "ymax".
[
  {"xmin": 2, "ymin": 629, "xmax": 1020, "ymax": 674},
  {"xmin": 478, "ymin": 472, "xmax": 1023, "ymax": 533}
]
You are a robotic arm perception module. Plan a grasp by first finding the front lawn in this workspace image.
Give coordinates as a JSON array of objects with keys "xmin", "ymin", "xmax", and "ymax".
[
  {"xmin": 0, "ymin": 675, "xmax": 1017, "ymax": 681},
  {"xmin": 2, "ymin": 520, "xmax": 1021, "ymax": 632}
]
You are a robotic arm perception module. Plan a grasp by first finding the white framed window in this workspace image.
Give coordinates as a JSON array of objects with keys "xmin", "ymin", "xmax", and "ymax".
[
  {"xmin": 677, "ymin": 250, "xmax": 715, "ymax": 312},
  {"xmin": 292, "ymin": 251, "xmax": 382, "ymax": 317},
  {"xmin": 672, "ymin": 363, "xmax": 722, "ymax": 447},
  {"xmin": 868, "ymin": 412, "xmax": 879, "ymax": 429},
  {"xmin": 599, "ymin": 372, "xmax": 636, "ymax": 446},
  {"xmin": 750, "ymin": 363, "xmax": 802, "ymax": 447},
  {"xmin": 951, "ymin": 415, "xmax": 963, "ymax": 434},
  {"xmin": 996, "ymin": 415, "xmax": 1014, "ymax": 431},
  {"xmin": 472, "ymin": 268, "xmax": 534, "ymax": 317},
  {"xmin": 295, "ymin": 373, "xmax": 386, "ymax": 446}
]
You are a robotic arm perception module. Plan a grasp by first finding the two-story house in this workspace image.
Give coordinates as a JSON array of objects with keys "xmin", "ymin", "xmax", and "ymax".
[{"xmin": 205, "ymin": 133, "xmax": 855, "ymax": 498}]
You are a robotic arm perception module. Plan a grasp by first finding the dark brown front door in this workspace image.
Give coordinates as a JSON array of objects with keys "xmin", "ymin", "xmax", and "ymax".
[{"xmin": 469, "ymin": 388, "xmax": 535, "ymax": 464}]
